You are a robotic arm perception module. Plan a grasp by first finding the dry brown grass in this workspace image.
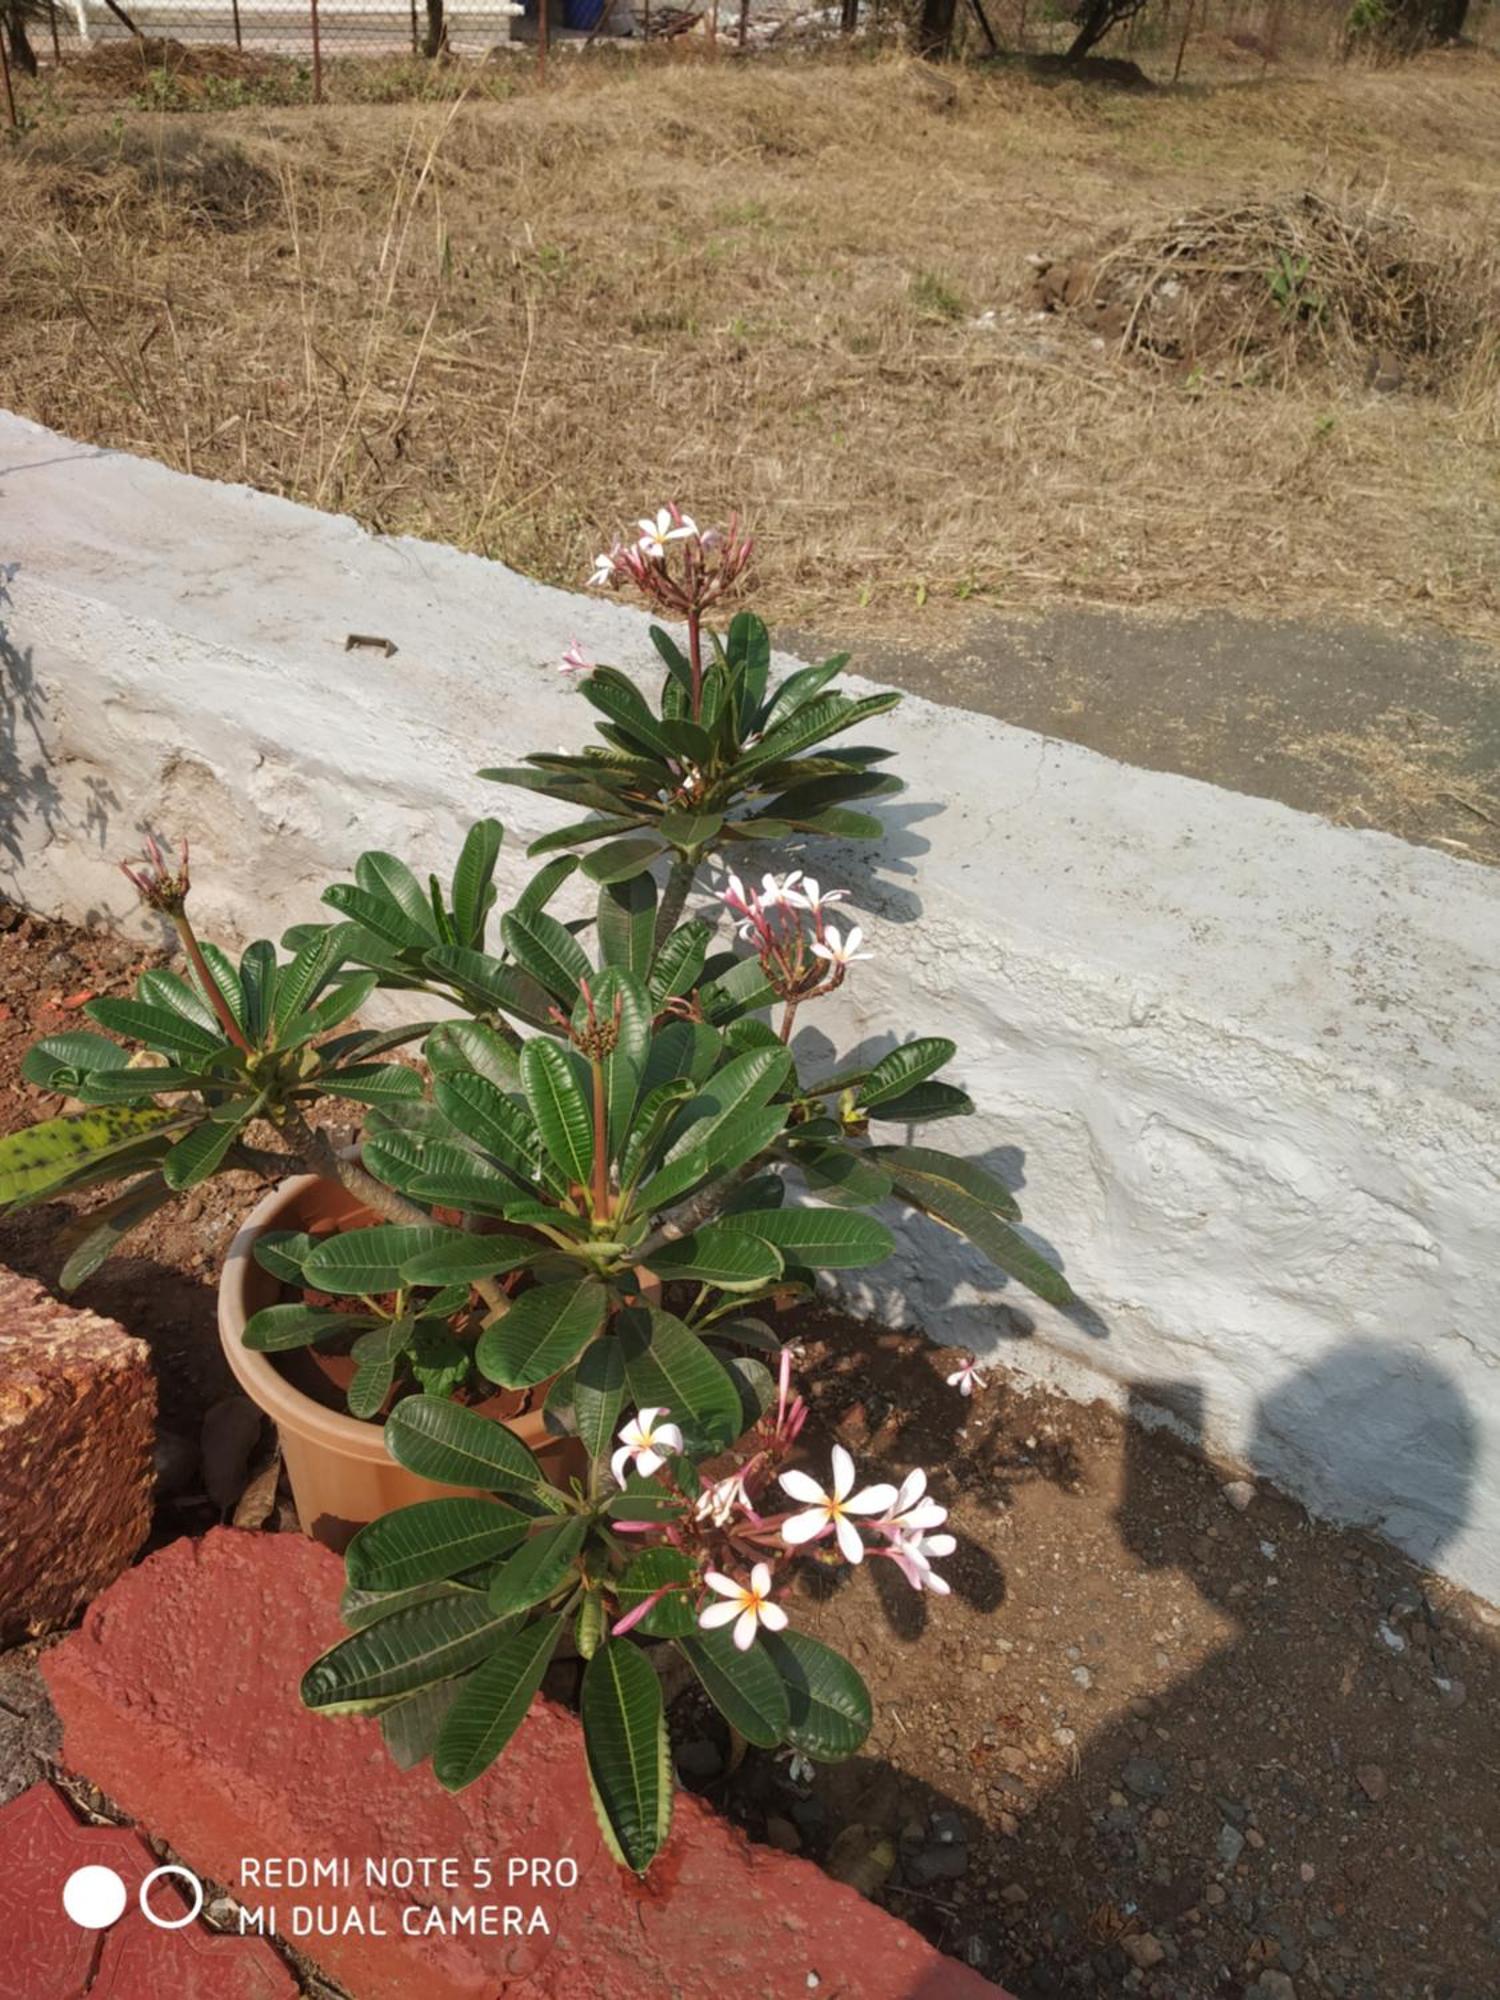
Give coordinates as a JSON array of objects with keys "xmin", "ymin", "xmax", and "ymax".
[{"xmin": 4, "ymin": 48, "xmax": 1500, "ymax": 646}]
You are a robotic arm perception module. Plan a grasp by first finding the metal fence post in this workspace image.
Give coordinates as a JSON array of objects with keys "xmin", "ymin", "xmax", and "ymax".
[
  {"xmin": 310, "ymin": 0, "xmax": 323, "ymax": 100},
  {"xmin": 48, "ymin": 0, "xmax": 62, "ymax": 65},
  {"xmin": 409, "ymin": 0, "xmax": 419, "ymax": 52},
  {"xmin": 230, "ymin": 0, "xmax": 243, "ymax": 51}
]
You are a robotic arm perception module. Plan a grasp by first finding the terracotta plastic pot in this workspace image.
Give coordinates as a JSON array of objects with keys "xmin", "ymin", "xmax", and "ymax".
[{"xmin": 218, "ymin": 1172, "xmax": 581, "ymax": 1551}]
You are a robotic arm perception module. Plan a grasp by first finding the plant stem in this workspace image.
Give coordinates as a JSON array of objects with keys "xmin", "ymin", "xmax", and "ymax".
[
  {"xmin": 779, "ymin": 998, "xmax": 799, "ymax": 1044},
  {"xmin": 687, "ymin": 606, "xmax": 703, "ymax": 719},
  {"xmin": 172, "ymin": 912, "xmax": 250, "ymax": 1053},
  {"xmin": 288, "ymin": 1114, "xmax": 508, "ymax": 1315},
  {"xmin": 654, "ymin": 850, "xmax": 696, "ymax": 948},
  {"xmin": 590, "ymin": 1057, "xmax": 611, "ymax": 1221}
]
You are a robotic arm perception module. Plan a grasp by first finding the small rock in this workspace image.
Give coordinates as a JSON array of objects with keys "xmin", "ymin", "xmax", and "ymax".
[
  {"xmin": 1435, "ymin": 1675, "xmax": 1467, "ymax": 1708},
  {"xmin": 1252, "ymin": 1973, "xmax": 1297, "ymax": 2000},
  {"xmin": 1205, "ymin": 1883, "xmax": 1226, "ymax": 1906},
  {"xmin": 1122, "ymin": 1933, "xmax": 1166, "ymax": 1970},
  {"xmin": 905, "ymin": 1842, "xmax": 969, "ymax": 1886},
  {"xmin": 1223, "ymin": 1479, "xmax": 1255, "ymax": 1512},
  {"xmin": 1000, "ymin": 1881, "xmax": 1028, "ymax": 1905},
  {"xmin": 1299, "ymin": 1862, "xmax": 1316, "ymax": 1883},
  {"xmin": 1121, "ymin": 1756, "xmax": 1169, "ymax": 1801},
  {"xmin": 930, "ymin": 1809, "xmax": 966, "ymax": 1845},
  {"xmin": 1355, "ymin": 1763, "xmax": 1388, "ymax": 1802},
  {"xmin": 764, "ymin": 1815, "xmax": 801, "ymax": 1853},
  {"xmin": 998, "ymin": 1811, "xmax": 1020, "ymax": 1837},
  {"xmin": 1245, "ymin": 1826, "xmax": 1265, "ymax": 1850},
  {"xmin": 981, "ymin": 1652, "xmax": 1005, "ymax": 1673},
  {"xmin": 826, "ymin": 1824, "xmax": 896, "ymax": 1898},
  {"xmin": 1376, "ymin": 1620, "xmax": 1407, "ymax": 1654},
  {"xmin": 1072, "ymin": 1666, "xmax": 1093, "ymax": 1690},
  {"xmin": 1217, "ymin": 1823, "xmax": 1246, "ymax": 1867}
]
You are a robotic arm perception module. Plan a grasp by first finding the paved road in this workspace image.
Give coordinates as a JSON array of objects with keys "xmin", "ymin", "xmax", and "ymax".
[{"xmin": 782, "ymin": 606, "xmax": 1500, "ymax": 866}]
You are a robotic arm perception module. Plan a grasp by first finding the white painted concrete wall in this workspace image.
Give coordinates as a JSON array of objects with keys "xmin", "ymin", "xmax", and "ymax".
[{"xmin": 3, "ymin": 410, "xmax": 1498, "ymax": 1601}]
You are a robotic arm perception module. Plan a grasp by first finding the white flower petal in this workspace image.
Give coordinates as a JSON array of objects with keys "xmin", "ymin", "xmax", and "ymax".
[
  {"xmin": 703, "ymin": 1570, "xmax": 744, "ymax": 1599},
  {"xmin": 698, "ymin": 1600, "xmax": 742, "ymax": 1630},
  {"xmin": 758, "ymin": 1600, "xmax": 789, "ymax": 1631},
  {"xmin": 635, "ymin": 1448, "xmax": 665, "ymax": 1478},
  {"xmin": 844, "ymin": 1482, "xmax": 898, "ymax": 1516},
  {"xmin": 781, "ymin": 1508, "xmax": 829, "ymax": 1546},
  {"xmin": 829, "ymin": 1444, "xmax": 856, "ymax": 1501},
  {"xmin": 610, "ymin": 1445, "xmax": 633, "ymax": 1485},
  {"xmin": 750, "ymin": 1562, "xmax": 773, "ymax": 1597},
  {"xmin": 655, "ymin": 1423, "xmax": 685, "ymax": 1456},
  {"xmin": 733, "ymin": 1608, "xmax": 759, "ymax": 1651},
  {"xmin": 834, "ymin": 1513, "xmax": 866, "ymax": 1564},
  {"xmin": 779, "ymin": 1468, "xmax": 826, "ymax": 1506}
]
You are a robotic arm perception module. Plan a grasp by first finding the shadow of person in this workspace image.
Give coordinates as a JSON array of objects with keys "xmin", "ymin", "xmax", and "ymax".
[{"xmin": 958, "ymin": 1344, "xmax": 1493, "ymax": 1998}]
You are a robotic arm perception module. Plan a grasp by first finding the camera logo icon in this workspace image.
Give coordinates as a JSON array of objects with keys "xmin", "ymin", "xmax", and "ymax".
[{"xmin": 62, "ymin": 1861, "xmax": 205, "ymax": 1931}]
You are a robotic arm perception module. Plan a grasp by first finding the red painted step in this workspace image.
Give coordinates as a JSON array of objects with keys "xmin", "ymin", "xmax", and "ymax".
[
  {"xmin": 0, "ymin": 1780, "xmax": 295, "ymax": 2000},
  {"xmin": 42, "ymin": 1528, "xmax": 1008, "ymax": 2000}
]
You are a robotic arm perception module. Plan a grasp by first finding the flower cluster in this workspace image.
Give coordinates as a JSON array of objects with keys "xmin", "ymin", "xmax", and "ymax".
[
  {"xmin": 721, "ymin": 870, "xmax": 872, "ymax": 1012},
  {"xmin": 120, "ymin": 833, "xmax": 192, "ymax": 917},
  {"xmin": 588, "ymin": 505, "xmax": 754, "ymax": 621},
  {"xmin": 604, "ymin": 1353, "xmax": 955, "ymax": 1655}
]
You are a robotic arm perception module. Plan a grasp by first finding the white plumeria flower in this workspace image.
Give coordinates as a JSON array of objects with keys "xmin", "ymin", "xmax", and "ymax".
[
  {"xmin": 795, "ymin": 876, "xmax": 847, "ymax": 914},
  {"xmin": 636, "ymin": 507, "xmax": 699, "ymax": 559},
  {"xmin": 559, "ymin": 639, "xmax": 594, "ymax": 675},
  {"xmin": 693, "ymin": 1470, "xmax": 754, "ymax": 1529},
  {"xmin": 758, "ymin": 869, "xmax": 804, "ymax": 910},
  {"xmin": 874, "ymin": 1466, "xmax": 949, "ymax": 1538},
  {"xmin": 780, "ymin": 1445, "xmax": 897, "ymax": 1565},
  {"xmin": 610, "ymin": 1406, "xmax": 684, "ymax": 1486},
  {"xmin": 810, "ymin": 923, "xmax": 872, "ymax": 971},
  {"xmin": 588, "ymin": 550, "xmax": 617, "ymax": 587},
  {"xmin": 698, "ymin": 1562, "xmax": 788, "ymax": 1652},
  {"xmin": 886, "ymin": 1528, "xmax": 957, "ymax": 1595},
  {"xmin": 946, "ymin": 1358, "xmax": 988, "ymax": 1397}
]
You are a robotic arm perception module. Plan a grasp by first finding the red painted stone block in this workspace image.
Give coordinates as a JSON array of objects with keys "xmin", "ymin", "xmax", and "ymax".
[
  {"xmin": 0, "ymin": 1781, "xmax": 295, "ymax": 2000},
  {"xmin": 43, "ymin": 1530, "xmax": 1009, "ymax": 2000}
]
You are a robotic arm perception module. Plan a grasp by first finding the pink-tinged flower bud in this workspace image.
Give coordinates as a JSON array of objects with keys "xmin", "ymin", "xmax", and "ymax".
[{"xmin": 120, "ymin": 833, "xmax": 191, "ymax": 916}]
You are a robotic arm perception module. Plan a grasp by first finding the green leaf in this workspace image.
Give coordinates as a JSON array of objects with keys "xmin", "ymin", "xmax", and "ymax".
[
  {"xmin": 0, "ymin": 1107, "xmax": 185, "ymax": 1209},
  {"xmin": 516, "ymin": 853, "xmax": 580, "ymax": 919},
  {"xmin": 324, "ymin": 882, "xmax": 433, "ymax": 953},
  {"xmin": 313, "ymin": 1064, "xmax": 424, "ymax": 1105},
  {"xmin": 400, "ymin": 1229, "xmax": 542, "ymax": 1286},
  {"xmin": 347, "ymin": 1494, "xmax": 535, "ymax": 1593},
  {"xmin": 664, "ymin": 1047, "xmax": 792, "ymax": 1165},
  {"xmin": 21, "ymin": 1032, "xmax": 129, "ymax": 1091},
  {"xmin": 434, "ymin": 1072, "xmax": 543, "ymax": 1186},
  {"xmin": 527, "ymin": 813, "xmax": 642, "ymax": 858},
  {"xmin": 717, "ymin": 1205, "xmax": 894, "ymax": 1269},
  {"xmin": 617, "ymin": 1307, "xmax": 742, "ymax": 1454},
  {"xmin": 501, "ymin": 909, "xmax": 592, "ymax": 1005},
  {"xmin": 56, "ymin": 1173, "xmax": 175, "ymax": 1288},
  {"xmin": 423, "ymin": 948, "xmax": 554, "ymax": 1027},
  {"xmin": 762, "ymin": 653, "xmax": 850, "ymax": 726},
  {"xmin": 575, "ymin": 1592, "xmax": 606, "ymax": 1660},
  {"xmin": 408, "ymin": 1318, "xmax": 472, "ymax": 1400},
  {"xmin": 433, "ymin": 1612, "xmax": 565, "ymax": 1791},
  {"xmin": 238, "ymin": 940, "xmax": 277, "ymax": 1043},
  {"xmin": 300, "ymin": 1225, "xmax": 448, "ymax": 1295},
  {"xmin": 581, "ymin": 1641, "xmax": 672, "ymax": 1875},
  {"xmin": 272, "ymin": 931, "xmax": 342, "ymax": 1035},
  {"xmin": 573, "ymin": 1336, "xmax": 626, "ymax": 1464},
  {"xmin": 582, "ymin": 837, "xmax": 667, "ymax": 886},
  {"xmin": 638, "ymin": 1019, "xmax": 720, "ymax": 1098},
  {"xmin": 381, "ymin": 1680, "xmax": 463, "ymax": 1770},
  {"xmin": 867, "ymin": 1143, "xmax": 1021, "ymax": 1220},
  {"xmin": 795, "ymin": 1143, "xmax": 894, "ymax": 1207},
  {"xmin": 487, "ymin": 1515, "xmax": 588, "ymax": 1618},
  {"xmin": 300, "ymin": 1594, "xmax": 516, "ymax": 1714},
  {"xmin": 251, "ymin": 1229, "xmax": 320, "ymax": 1283},
  {"xmin": 698, "ymin": 953, "xmax": 778, "ymax": 1025},
  {"xmin": 356, "ymin": 850, "xmax": 442, "ymax": 939},
  {"xmin": 452, "ymin": 818, "xmax": 504, "ymax": 948},
  {"xmin": 783, "ymin": 806, "xmax": 884, "ymax": 840},
  {"xmin": 289, "ymin": 972, "xmax": 380, "ymax": 1042},
  {"xmin": 615, "ymin": 1547, "xmax": 697, "ymax": 1639},
  {"xmin": 658, "ymin": 809, "xmax": 723, "ymax": 852},
  {"xmin": 643, "ymin": 1224, "xmax": 783, "ymax": 1289},
  {"xmin": 648, "ymin": 920, "xmax": 710, "ymax": 1005},
  {"xmin": 581, "ymin": 667, "xmax": 679, "ymax": 761},
  {"xmin": 737, "ymin": 690, "xmax": 901, "ymax": 774},
  {"xmin": 84, "ymin": 997, "xmax": 227, "ymax": 1061},
  {"xmin": 857, "ymin": 1038, "xmax": 958, "ymax": 1108},
  {"xmin": 679, "ymin": 1628, "xmax": 789, "ymax": 1747},
  {"xmin": 477, "ymin": 1278, "xmax": 608, "ymax": 1390},
  {"xmin": 148, "ymin": 960, "xmax": 229, "ymax": 1033},
  {"xmin": 384, "ymin": 1393, "xmax": 550, "ymax": 1499},
  {"xmin": 161, "ymin": 1112, "xmax": 247, "ymax": 1191},
  {"xmin": 426, "ymin": 1020, "xmax": 521, "ymax": 1091},
  {"xmin": 597, "ymin": 872, "xmax": 658, "ymax": 980},
  {"xmin": 762, "ymin": 1629, "xmax": 872, "ymax": 1761},
  {"xmin": 866, "ymin": 1081, "xmax": 974, "ymax": 1124},
  {"xmin": 340, "ymin": 1578, "xmax": 476, "ymax": 1633},
  {"xmin": 347, "ymin": 1320, "xmax": 412, "ymax": 1419},
  {"xmin": 520, "ymin": 1039, "xmax": 594, "ymax": 1191},
  {"xmin": 889, "ymin": 1167, "xmax": 1074, "ymax": 1305},
  {"xmin": 243, "ymin": 1303, "xmax": 375, "ymax": 1352}
]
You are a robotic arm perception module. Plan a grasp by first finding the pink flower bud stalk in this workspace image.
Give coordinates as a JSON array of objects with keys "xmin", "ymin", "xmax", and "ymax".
[{"xmin": 120, "ymin": 835, "xmax": 250, "ymax": 1054}]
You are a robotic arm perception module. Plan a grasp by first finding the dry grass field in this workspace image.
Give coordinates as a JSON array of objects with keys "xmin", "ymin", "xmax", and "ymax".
[{"xmin": 4, "ymin": 46, "xmax": 1499, "ymax": 645}]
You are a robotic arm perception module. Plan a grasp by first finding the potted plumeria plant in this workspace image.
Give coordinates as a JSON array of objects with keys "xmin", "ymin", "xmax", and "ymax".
[{"xmin": 0, "ymin": 501, "xmax": 1072, "ymax": 1874}]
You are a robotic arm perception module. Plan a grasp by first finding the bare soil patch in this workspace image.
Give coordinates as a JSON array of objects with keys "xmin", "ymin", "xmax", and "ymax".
[
  {"xmin": 3, "ymin": 53, "xmax": 1499, "ymax": 650},
  {"xmin": 1, "ymin": 905, "xmax": 1497, "ymax": 1998}
]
